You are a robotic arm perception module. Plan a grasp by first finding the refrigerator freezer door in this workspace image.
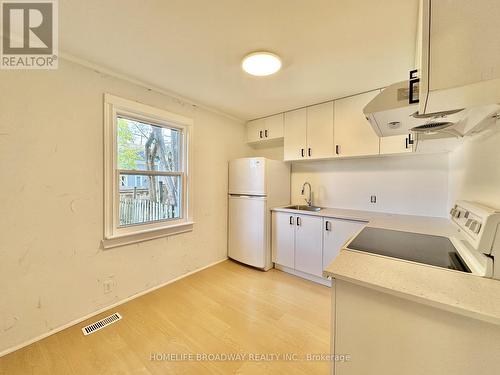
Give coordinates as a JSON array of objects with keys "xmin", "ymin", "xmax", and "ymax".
[
  {"xmin": 228, "ymin": 196, "xmax": 267, "ymax": 268},
  {"xmin": 228, "ymin": 157, "xmax": 266, "ymax": 196}
]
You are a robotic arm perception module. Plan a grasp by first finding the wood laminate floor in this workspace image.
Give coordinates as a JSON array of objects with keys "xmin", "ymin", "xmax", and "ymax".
[{"xmin": 0, "ymin": 260, "xmax": 331, "ymax": 375}]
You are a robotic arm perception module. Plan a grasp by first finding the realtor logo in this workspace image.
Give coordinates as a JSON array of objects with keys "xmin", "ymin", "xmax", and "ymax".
[{"xmin": 1, "ymin": 0, "xmax": 58, "ymax": 69}]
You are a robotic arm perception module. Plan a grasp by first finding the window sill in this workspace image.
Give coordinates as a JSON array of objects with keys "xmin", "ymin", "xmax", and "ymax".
[{"xmin": 102, "ymin": 221, "xmax": 194, "ymax": 249}]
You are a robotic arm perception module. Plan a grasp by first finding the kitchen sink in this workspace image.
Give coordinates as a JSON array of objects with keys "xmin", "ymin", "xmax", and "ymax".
[{"xmin": 283, "ymin": 205, "xmax": 323, "ymax": 212}]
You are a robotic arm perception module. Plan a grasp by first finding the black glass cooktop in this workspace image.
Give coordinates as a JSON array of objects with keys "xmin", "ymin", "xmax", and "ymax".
[{"xmin": 347, "ymin": 227, "xmax": 471, "ymax": 273}]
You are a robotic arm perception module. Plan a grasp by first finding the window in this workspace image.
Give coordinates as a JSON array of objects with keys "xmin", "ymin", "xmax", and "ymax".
[{"xmin": 103, "ymin": 94, "xmax": 193, "ymax": 248}]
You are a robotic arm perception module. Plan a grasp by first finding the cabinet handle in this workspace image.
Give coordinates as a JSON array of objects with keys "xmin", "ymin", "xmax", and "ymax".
[
  {"xmin": 259, "ymin": 130, "xmax": 263, "ymax": 139},
  {"xmin": 265, "ymin": 129, "xmax": 268, "ymax": 138},
  {"xmin": 301, "ymin": 148, "xmax": 305, "ymax": 157},
  {"xmin": 289, "ymin": 216, "xmax": 294, "ymax": 225},
  {"xmin": 405, "ymin": 137, "xmax": 409, "ymax": 149},
  {"xmin": 409, "ymin": 69, "xmax": 419, "ymax": 105},
  {"xmin": 296, "ymin": 217, "xmax": 301, "ymax": 226},
  {"xmin": 325, "ymin": 221, "xmax": 331, "ymax": 231},
  {"xmin": 336, "ymin": 145, "xmax": 341, "ymax": 155},
  {"xmin": 308, "ymin": 148, "xmax": 311, "ymax": 157},
  {"xmin": 405, "ymin": 134, "xmax": 414, "ymax": 149}
]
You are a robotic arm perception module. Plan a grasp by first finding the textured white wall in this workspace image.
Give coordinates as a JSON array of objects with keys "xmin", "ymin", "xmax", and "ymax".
[
  {"xmin": 448, "ymin": 121, "xmax": 500, "ymax": 209},
  {"xmin": 256, "ymin": 147, "xmax": 450, "ymax": 217},
  {"xmin": 0, "ymin": 60, "xmax": 252, "ymax": 353},
  {"xmin": 290, "ymin": 154, "xmax": 449, "ymax": 217}
]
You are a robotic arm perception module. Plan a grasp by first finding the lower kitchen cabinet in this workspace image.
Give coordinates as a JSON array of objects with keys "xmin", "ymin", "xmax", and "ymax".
[
  {"xmin": 323, "ymin": 218, "xmax": 365, "ymax": 269},
  {"xmin": 331, "ymin": 279, "xmax": 500, "ymax": 375},
  {"xmin": 273, "ymin": 212, "xmax": 323, "ymax": 276},
  {"xmin": 272, "ymin": 212, "xmax": 295, "ymax": 269},
  {"xmin": 273, "ymin": 211, "xmax": 367, "ymax": 282},
  {"xmin": 295, "ymin": 215, "xmax": 323, "ymax": 277}
]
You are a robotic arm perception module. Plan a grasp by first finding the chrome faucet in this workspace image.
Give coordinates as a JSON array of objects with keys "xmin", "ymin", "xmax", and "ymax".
[{"xmin": 301, "ymin": 182, "xmax": 312, "ymax": 207}]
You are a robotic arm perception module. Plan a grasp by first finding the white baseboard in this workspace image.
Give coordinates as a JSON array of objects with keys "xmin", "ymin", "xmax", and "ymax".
[
  {"xmin": 274, "ymin": 264, "xmax": 332, "ymax": 287},
  {"xmin": 0, "ymin": 258, "xmax": 228, "ymax": 358}
]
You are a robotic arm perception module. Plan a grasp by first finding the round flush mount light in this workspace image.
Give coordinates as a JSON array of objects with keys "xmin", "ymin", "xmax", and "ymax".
[{"xmin": 242, "ymin": 52, "xmax": 282, "ymax": 76}]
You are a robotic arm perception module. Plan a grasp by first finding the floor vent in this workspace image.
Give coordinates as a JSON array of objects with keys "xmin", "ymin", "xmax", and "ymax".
[{"xmin": 82, "ymin": 312, "xmax": 122, "ymax": 336}]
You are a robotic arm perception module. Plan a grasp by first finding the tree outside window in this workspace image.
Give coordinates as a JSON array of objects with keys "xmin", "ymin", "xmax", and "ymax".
[{"xmin": 117, "ymin": 117, "xmax": 182, "ymax": 226}]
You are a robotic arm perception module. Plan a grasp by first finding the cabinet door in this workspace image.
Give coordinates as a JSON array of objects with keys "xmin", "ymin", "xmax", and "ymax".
[
  {"xmin": 380, "ymin": 134, "xmax": 413, "ymax": 155},
  {"xmin": 246, "ymin": 118, "xmax": 264, "ymax": 143},
  {"xmin": 334, "ymin": 91, "xmax": 380, "ymax": 157},
  {"xmin": 323, "ymin": 219, "xmax": 365, "ymax": 271},
  {"xmin": 428, "ymin": 0, "xmax": 500, "ymax": 92},
  {"xmin": 264, "ymin": 113, "xmax": 284, "ymax": 140},
  {"xmin": 295, "ymin": 214, "xmax": 323, "ymax": 277},
  {"xmin": 272, "ymin": 212, "xmax": 295, "ymax": 269},
  {"xmin": 284, "ymin": 108, "xmax": 307, "ymax": 161},
  {"xmin": 420, "ymin": 0, "xmax": 500, "ymax": 114},
  {"xmin": 306, "ymin": 101, "xmax": 334, "ymax": 159}
]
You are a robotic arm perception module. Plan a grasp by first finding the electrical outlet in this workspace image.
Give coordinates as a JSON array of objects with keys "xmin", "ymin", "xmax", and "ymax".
[
  {"xmin": 103, "ymin": 277, "xmax": 116, "ymax": 294},
  {"xmin": 370, "ymin": 195, "xmax": 377, "ymax": 204}
]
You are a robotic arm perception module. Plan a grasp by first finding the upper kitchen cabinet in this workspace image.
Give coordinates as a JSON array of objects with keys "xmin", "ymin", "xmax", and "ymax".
[
  {"xmin": 263, "ymin": 113, "xmax": 284, "ymax": 140},
  {"xmin": 247, "ymin": 118, "xmax": 265, "ymax": 143},
  {"xmin": 306, "ymin": 101, "xmax": 334, "ymax": 159},
  {"xmin": 284, "ymin": 102, "xmax": 334, "ymax": 161},
  {"xmin": 334, "ymin": 90, "xmax": 380, "ymax": 157},
  {"xmin": 284, "ymin": 108, "xmax": 307, "ymax": 160},
  {"xmin": 379, "ymin": 134, "xmax": 414, "ymax": 155},
  {"xmin": 419, "ymin": 0, "xmax": 500, "ymax": 114},
  {"xmin": 246, "ymin": 113, "xmax": 284, "ymax": 144}
]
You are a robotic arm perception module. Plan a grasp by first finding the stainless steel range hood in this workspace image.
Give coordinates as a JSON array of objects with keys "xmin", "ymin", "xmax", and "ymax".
[{"xmin": 363, "ymin": 81, "xmax": 500, "ymax": 138}]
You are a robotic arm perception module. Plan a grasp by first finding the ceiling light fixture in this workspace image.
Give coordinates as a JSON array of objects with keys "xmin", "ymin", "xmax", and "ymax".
[{"xmin": 242, "ymin": 52, "xmax": 282, "ymax": 76}]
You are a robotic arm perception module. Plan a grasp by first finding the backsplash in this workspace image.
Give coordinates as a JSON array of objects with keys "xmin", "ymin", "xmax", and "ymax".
[
  {"xmin": 448, "ymin": 121, "xmax": 500, "ymax": 210},
  {"xmin": 290, "ymin": 154, "xmax": 449, "ymax": 217}
]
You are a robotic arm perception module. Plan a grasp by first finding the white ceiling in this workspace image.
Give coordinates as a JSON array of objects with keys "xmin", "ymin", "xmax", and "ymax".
[{"xmin": 60, "ymin": 0, "xmax": 419, "ymax": 120}]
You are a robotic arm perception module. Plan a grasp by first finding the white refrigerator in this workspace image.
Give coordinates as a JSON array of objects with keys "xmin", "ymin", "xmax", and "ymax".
[{"xmin": 228, "ymin": 157, "xmax": 290, "ymax": 270}]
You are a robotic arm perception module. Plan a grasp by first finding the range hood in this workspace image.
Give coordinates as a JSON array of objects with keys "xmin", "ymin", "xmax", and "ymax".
[{"xmin": 364, "ymin": 81, "xmax": 500, "ymax": 138}]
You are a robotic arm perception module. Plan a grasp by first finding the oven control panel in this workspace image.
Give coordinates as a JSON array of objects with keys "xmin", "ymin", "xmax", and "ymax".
[{"xmin": 451, "ymin": 201, "xmax": 500, "ymax": 256}]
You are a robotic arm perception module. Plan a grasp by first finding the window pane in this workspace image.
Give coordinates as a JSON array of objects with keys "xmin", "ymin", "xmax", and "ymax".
[
  {"xmin": 117, "ymin": 116, "xmax": 181, "ymax": 172},
  {"xmin": 119, "ymin": 174, "xmax": 182, "ymax": 226}
]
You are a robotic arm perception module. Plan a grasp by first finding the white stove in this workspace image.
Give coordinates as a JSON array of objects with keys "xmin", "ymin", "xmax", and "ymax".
[
  {"xmin": 449, "ymin": 201, "xmax": 500, "ymax": 278},
  {"xmin": 346, "ymin": 201, "xmax": 500, "ymax": 278}
]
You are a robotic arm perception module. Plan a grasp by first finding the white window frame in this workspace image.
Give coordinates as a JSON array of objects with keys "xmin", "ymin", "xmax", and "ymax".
[{"xmin": 103, "ymin": 94, "xmax": 193, "ymax": 248}]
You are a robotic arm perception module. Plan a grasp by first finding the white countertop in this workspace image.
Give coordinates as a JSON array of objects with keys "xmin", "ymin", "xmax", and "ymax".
[
  {"xmin": 272, "ymin": 206, "xmax": 500, "ymax": 325},
  {"xmin": 273, "ymin": 206, "xmax": 459, "ymax": 236}
]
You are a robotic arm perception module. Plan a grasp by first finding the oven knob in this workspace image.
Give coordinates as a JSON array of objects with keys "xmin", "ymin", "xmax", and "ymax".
[
  {"xmin": 465, "ymin": 219, "xmax": 473, "ymax": 228},
  {"xmin": 469, "ymin": 221, "xmax": 477, "ymax": 231},
  {"xmin": 469, "ymin": 221, "xmax": 481, "ymax": 233},
  {"xmin": 464, "ymin": 211, "xmax": 470, "ymax": 219},
  {"xmin": 474, "ymin": 222, "xmax": 482, "ymax": 234}
]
